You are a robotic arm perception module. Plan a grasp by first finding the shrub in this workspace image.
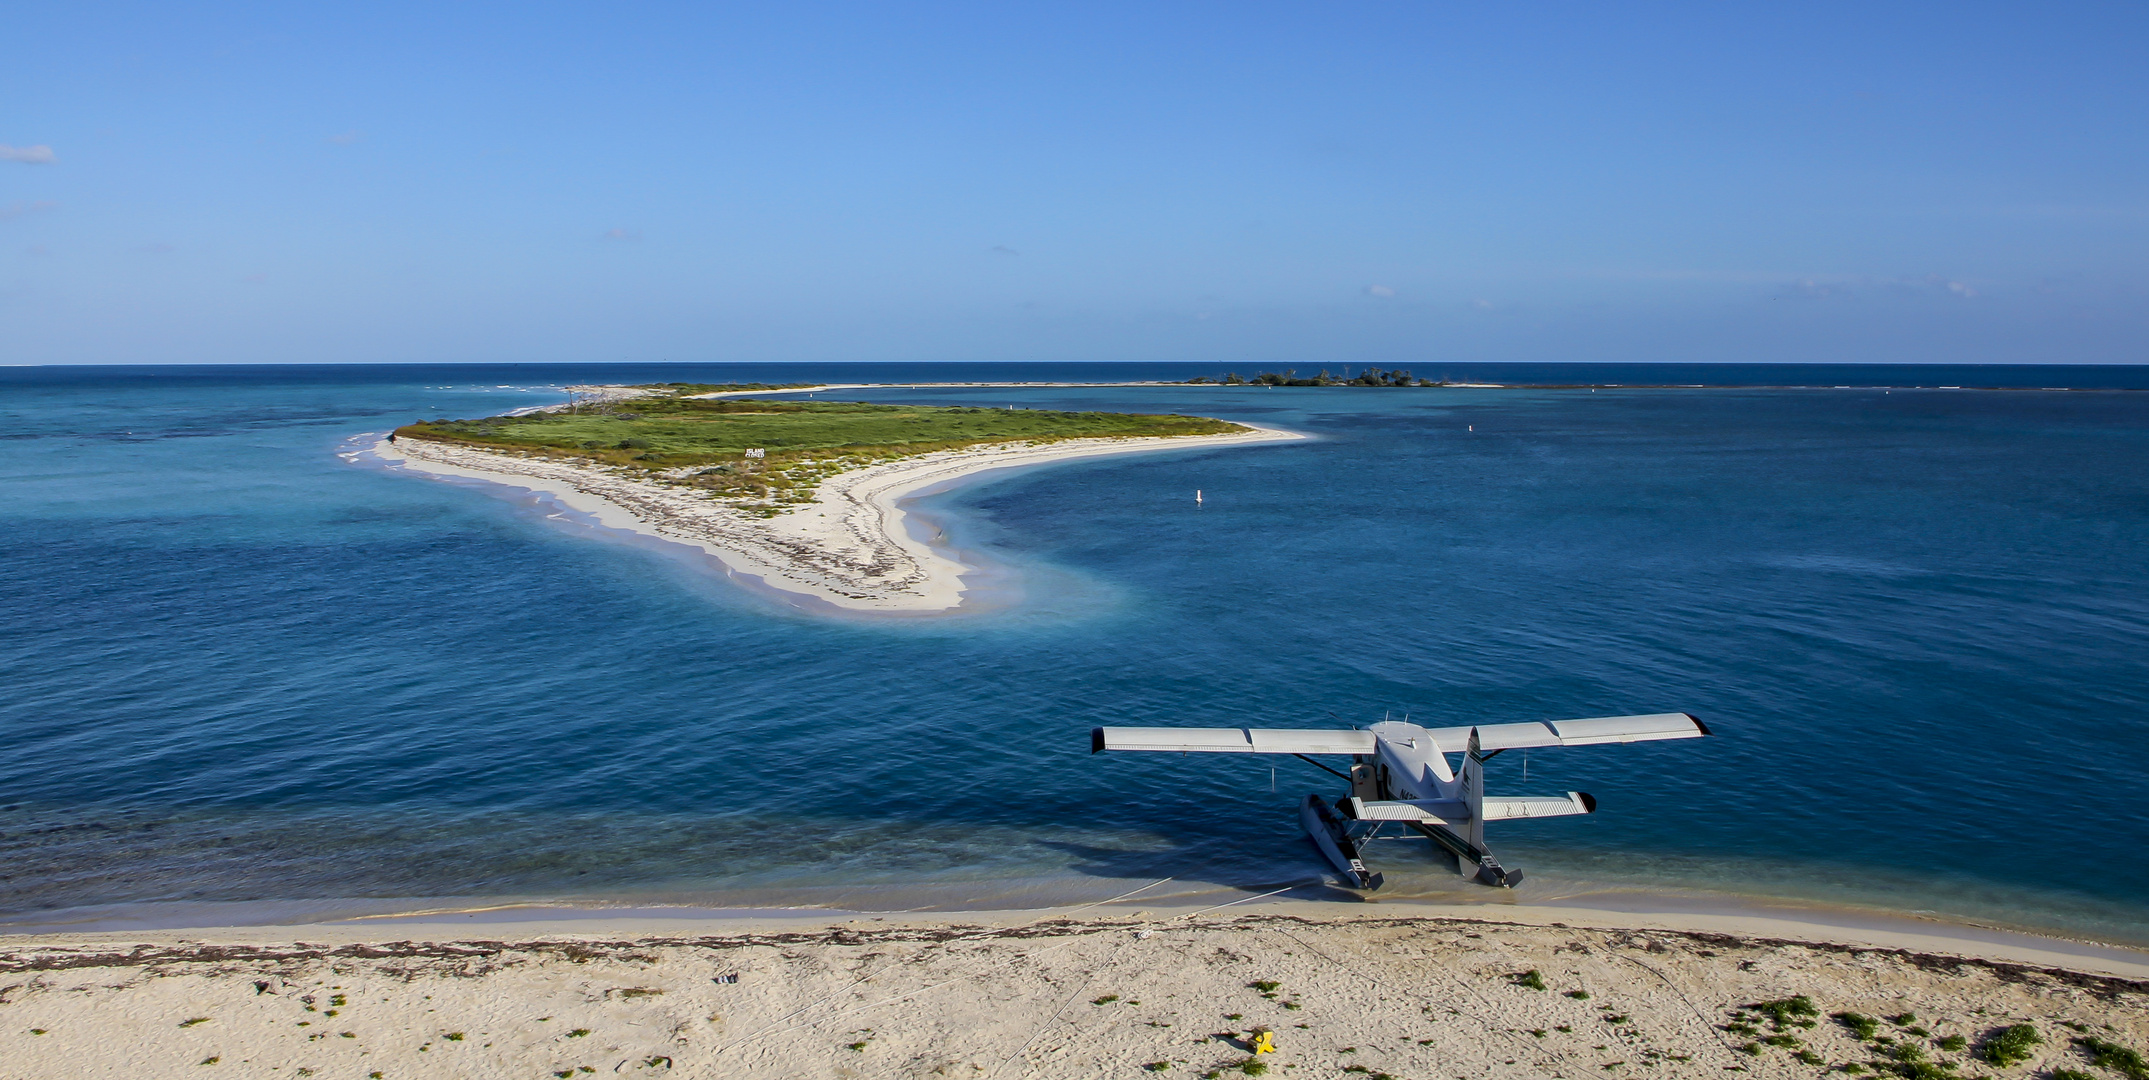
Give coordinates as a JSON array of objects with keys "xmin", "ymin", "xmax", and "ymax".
[
  {"xmin": 2078, "ymin": 1037, "xmax": 2148, "ymax": 1080},
  {"xmin": 1514, "ymin": 970, "xmax": 1547, "ymax": 990},
  {"xmin": 1835, "ymin": 1013, "xmax": 1882, "ymax": 1040},
  {"xmin": 1749, "ymin": 997, "xmax": 1820, "ymax": 1030},
  {"xmin": 1981, "ymin": 1025, "xmax": 2040, "ymax": 1067}
]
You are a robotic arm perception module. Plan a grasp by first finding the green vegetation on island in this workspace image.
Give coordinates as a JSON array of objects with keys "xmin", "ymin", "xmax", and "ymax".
[
  {"xmin": 1189, "ymin": 368, "xmax": 1430, "ymax": 386},
  {"xmin": 395, "ymin": 384, "xmax": 1245, "ymax": 514}
]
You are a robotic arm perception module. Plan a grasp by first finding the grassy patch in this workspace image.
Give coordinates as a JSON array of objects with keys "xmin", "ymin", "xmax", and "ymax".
[{"xmin": 1514, "ymin": 970, "xmax": 1548, "ymax": 990}]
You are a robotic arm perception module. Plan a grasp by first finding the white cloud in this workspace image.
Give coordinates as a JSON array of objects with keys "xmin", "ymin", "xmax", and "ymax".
[
  {"xmin": 1946, "ymin": 281, "xmax": 1976, "ymax": 298},
  {"xmin": 0, "ymin": 144, "xmax": 56, "ymax": 164},
  {"xmin": 1468, "ymin": 298, "xmax": 1494, "ymax": 310},
  {"xmin": 1364, "ymin": 284, "xmax": 1394, "ymax": 297}
]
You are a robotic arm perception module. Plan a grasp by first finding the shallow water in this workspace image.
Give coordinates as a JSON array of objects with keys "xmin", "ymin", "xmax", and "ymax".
[{"xmin": 3, "ymin": 363, "xmax": 2147, "ymax": 943}]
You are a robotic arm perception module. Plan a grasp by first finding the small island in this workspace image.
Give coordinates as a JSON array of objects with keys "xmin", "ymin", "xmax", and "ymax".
[{"xmin": 368, "ymin": 385, "xmax": 1302, "ymax": 612}]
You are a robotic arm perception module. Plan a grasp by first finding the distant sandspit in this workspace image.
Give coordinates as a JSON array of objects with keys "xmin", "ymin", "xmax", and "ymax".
[
  {"xmin": 358, "ymin": 423, "xmax": 1305, "ymax": 613},
  {"xmin": 3, "ymin": 901, "xmax": 2143, "ymax": 1080}
]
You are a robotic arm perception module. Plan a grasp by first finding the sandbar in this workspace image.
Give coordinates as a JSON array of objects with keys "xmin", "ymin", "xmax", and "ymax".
[{"xmin": 353, "ymin": 423, "xmax": 1305, "ymax": 613}]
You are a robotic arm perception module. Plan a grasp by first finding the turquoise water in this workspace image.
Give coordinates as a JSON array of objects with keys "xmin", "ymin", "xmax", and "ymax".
[{"xmin": 3, "ymin": 364, "xmax": 2147, "ymax": 941}]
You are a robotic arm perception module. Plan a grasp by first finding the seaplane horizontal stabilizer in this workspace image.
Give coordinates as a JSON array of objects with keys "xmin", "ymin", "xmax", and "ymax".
[{"xmin": 1346, "ymin": 792, "xmax": 1595, "ymax": 823}]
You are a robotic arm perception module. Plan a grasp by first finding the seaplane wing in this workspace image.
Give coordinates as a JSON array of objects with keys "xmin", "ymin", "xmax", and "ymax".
[
  {"xmin": 1089, "ymin": 727, "xmax": 1377, "ymax": 755},
  {"xmin": 1090, "ymin": 712, "xmax": 1706, "ymax": 756},
  {"xmin": 1425, "ymin": 712, "xmax": 1709, "ymax": 750}
]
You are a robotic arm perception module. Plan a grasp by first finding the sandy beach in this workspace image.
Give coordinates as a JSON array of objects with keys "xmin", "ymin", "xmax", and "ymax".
[
  {"xmin": 353, "ymin": 421, "xmax": 1305, "ymax": 614},
  {"xmin": 4, "ymin": 900, "xmax": 2143, "ymax": 1080}
]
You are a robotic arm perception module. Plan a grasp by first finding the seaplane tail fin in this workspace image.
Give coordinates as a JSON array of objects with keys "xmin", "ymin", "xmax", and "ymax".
[{"xmin": 1461, "ymin": 727, "xmax": 1487, "ymax": 852}]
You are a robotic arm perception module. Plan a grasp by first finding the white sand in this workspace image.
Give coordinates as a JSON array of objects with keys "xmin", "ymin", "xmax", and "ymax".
[
  {"xmin": 353, "ymin": 423, "xmax": 1304, "ymax": 613},
  {"xmin": 4, "ymin": 902, "xmax": 2142, "ymax": 1079}
]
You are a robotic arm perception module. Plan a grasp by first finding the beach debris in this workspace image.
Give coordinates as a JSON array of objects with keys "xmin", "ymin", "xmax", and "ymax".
[
  {"xmin": 712, "ymin": 973, "xmax": 738, "ymax": 984},
  {"xmin": 1250, "ymin": 1029, "xmax": 1276, "ymax": 1055}
]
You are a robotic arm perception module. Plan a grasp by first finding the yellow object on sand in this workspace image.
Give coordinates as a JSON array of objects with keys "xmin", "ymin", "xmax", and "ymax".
[{"xmin": 1251, "ymin": 1030, "xmax": 1276, "ymax": 1054}]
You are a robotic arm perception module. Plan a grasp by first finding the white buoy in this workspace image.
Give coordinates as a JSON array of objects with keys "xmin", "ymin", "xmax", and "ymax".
[{"xmin": 1196, "ymin": 489, "xmax": 1204, "ymax": 505}]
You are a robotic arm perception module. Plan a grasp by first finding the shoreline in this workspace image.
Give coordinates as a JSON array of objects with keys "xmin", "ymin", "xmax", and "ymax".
[
  {"xmin": 350, "ymin": 422, "xmax": 1306, "ymax": 614},
  {"xmin": 4, "ymin": 899, "xmax": 2142, "ymax": 1080},
  {"xmin": 10, "ymin": 880, "xmax": 2146, "ymax": 974}
]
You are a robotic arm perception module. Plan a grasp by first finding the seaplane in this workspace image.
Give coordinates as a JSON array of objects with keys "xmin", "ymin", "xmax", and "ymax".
[{"xmin": 1090, "ymin": 712, "xmax": 1710, "ymax": 889}]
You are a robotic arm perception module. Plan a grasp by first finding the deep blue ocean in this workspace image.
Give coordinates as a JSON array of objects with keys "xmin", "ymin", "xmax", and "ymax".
[{"xmin": 3, "ymin": 363, "xmax": 2147, "ymax": 942}]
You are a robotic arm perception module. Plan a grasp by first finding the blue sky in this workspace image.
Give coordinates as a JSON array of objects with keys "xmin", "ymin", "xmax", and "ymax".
[{"xmin": 4, "ymin": 2, "xmax": 2145, "ymax": 365}]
